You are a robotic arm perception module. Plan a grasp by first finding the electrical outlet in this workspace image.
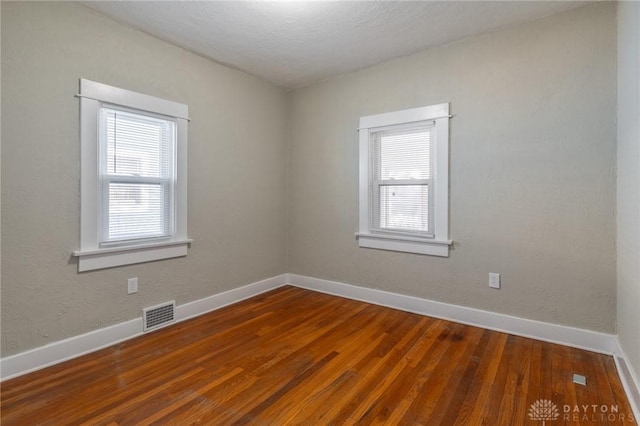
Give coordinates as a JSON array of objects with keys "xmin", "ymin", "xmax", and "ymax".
[
  {"xmin": 572, "ymin": 373, "xmax": 587, "ymax": 386},
  {"xmin": 489, "ymin": 273, "xmax": 501, "ymax": 289},
  {"xmin": 127, "ymin": 277, "xmax": 138, "ymax": 294}
]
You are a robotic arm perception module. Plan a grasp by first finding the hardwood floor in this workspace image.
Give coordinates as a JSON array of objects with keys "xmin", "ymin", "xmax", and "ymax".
[{"xmin": 1, "ymin": 286, "xmax": 635, "ymax": 425}]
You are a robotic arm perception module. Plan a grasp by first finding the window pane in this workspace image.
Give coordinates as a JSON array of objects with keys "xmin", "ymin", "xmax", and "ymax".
[
  {"xmin": 107, "ymin": 182, "xmax": 171, "ymax": 241},
  {"xmin": 100, "ymin": 107, "xmax": 176, "ymax": 244},
  {"xmin": 379, "ymin": 185, "xmax": 429, "ymax": 232},
  {"xmin": 378, "ymin": 127, "xmax": 432, "ymax": 180},
  {"xmin": 103, "ymin": 108, "xmax": 175, "ymax": 178}
]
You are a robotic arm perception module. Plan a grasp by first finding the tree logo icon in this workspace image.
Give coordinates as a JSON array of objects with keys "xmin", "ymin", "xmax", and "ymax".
[{"xmin": 528, "ymin": 399, "xmax": 560, "ymax": 425}]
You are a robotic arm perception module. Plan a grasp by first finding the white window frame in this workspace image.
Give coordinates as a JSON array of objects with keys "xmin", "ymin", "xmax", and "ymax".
[
  {"xmin": 357, "ymin": 103, "xmax": 451, "ymax": 257},
  {"xmin": 73, "ymin": 79, "xmax": 191, "ymax": 271}
]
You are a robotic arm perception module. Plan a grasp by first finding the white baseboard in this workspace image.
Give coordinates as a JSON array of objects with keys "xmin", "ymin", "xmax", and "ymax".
[
  {"xmin": 0, "ymin": 318, "xmax": 144, "ymax": 382},
  {"xmin": 175, "ymin": 274, "xmax": 287, "ymax": 322},
  {"xmin": 0, "ymin": 274, "xmax": 288, "ymax": 381},
  {"xmin": 614, "ymin": 343, "xmax": 640, "ymax": 421},
  {"xmin": 287, "ymin": 274, "xmax": 618, "ymax": 355}
]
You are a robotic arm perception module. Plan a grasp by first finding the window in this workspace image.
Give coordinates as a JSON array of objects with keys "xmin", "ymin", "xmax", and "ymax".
[
  {"xmin": 357, "ymin": 103, "xmax": 451, "ymax": 256},
  {"xmin": 100, "ymin": 108, "xmax": 175, "ymax": 244},
  {"xmin": 73, "ymin": 79, "xmax": 190, "ymax": 271}
]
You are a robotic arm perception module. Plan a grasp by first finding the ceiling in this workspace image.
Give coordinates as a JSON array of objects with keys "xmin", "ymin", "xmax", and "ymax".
[{"xmin": 82, "ymin": 1, "xmax": 593, "ymax": 89}]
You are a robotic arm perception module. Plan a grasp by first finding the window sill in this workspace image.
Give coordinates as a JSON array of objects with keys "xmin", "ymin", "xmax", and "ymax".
[
  {"xmin": 355, "ymin": 232, "xmax": 451, "ymax": 257},
  {"xmin": 73, "ymin": 239, "xmax": 192, "ymax": 272}
]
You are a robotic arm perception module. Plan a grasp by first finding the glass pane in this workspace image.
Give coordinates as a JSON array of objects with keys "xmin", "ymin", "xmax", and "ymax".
[
  {"xmin": 379, "ymin": 185, "xmax": 429, "ymax": 232},
  {"xmin": 103, "ymin": 108, "xmax": 175, "ymax": 178},
  {"xmin": 107, "ymin": 182, "xmax": 170, "ymax": 241},
  {"xmin": 379, "ymin": 127, "xmax": 431, "ymax": 180}
]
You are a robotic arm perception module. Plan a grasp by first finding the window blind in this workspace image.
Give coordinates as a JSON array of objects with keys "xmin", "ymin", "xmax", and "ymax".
[
  {"xmin": 371, "ymin": 124, "xmax": 434, "ymax": 235},
  {"xmin": 99, "ymin": 107, "xmax": 176, "ymax": 244}
]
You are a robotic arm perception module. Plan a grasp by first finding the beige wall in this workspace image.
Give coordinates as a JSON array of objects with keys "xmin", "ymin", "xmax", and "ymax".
[
  {"xmin": 617, "ymin": 0, "xmax": 640, "ymax": 391},
  {"xmin": 288, "ymin": 3, "xmax": 617, "ymax": 332},
  {"xmin": 0, "ymin": 2, "xmax": 3, "ymax": 307},
  {"xmin": 0, "ymin": 1, "xmax": 622, "ymax": 360},
  {"xmin": 0, "ymin": 2, "xmax": 288, "ymax": 356}
]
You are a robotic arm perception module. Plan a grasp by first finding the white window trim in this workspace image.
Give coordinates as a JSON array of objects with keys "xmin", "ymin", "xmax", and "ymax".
[
  {"xmin": 73, "ymin": 79, "xmax": 191, "ymax": 272},
  {"xmin": 356, "ymin": 103, "xmax": 451, "ymax": 257}
]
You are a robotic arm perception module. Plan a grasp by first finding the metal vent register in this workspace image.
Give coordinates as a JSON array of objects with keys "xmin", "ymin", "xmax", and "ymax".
[{"xmin": 143, "ymin": 301, "xmax": 176, "ymax": 332}]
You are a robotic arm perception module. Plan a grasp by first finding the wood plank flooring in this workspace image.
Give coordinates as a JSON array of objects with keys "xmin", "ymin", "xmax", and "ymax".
[{"xmin": 1, "ymin": 286, "xmax": 635, "ymax": 425}]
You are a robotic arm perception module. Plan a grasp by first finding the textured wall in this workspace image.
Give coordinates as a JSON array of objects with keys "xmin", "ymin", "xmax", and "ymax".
[
  {"xmin": 0, "ymin": 1, "xmax": 622, "ymax": 361},
  {"xmin": 1, "ymin": 2, "xmax": 288, "ymax": 356},
  {"xmin": 288, "ymin": 3, "xmax": 617, "ymax": 332},
  {"xmin": 617, "ymin": 0, "xmax": 640, "ymax": 389},
  {"xmin": 0, "ymin": 3, "xmax": 3, "ymax": 301}
]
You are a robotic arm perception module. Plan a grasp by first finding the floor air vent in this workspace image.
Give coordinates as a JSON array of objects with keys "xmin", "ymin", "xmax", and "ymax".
[{"xmin": 143, "ymin": 301, "xmax": 176, "ymax": 332}]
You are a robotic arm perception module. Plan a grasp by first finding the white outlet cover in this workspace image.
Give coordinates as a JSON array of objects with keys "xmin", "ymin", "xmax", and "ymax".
[
  {"xmin": 572, "ymin": 373, "xmax": 587, "ymax": 386},
  {"xmin": 127, "ymin": 277, "xmax": 138, "ymax": 294},
  {"xmin": 489, "ymin": 273, "xmax": 501, "ymax": 289}
]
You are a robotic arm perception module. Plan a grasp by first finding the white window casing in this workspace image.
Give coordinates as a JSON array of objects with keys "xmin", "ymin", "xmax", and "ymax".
[
  {"xmin": 357, "ymin": 103, "xmax": 451, "ymax": 257},
  {"xmin": 73, "ymin": 79, "xmax": 191, "ymax": 271}
]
